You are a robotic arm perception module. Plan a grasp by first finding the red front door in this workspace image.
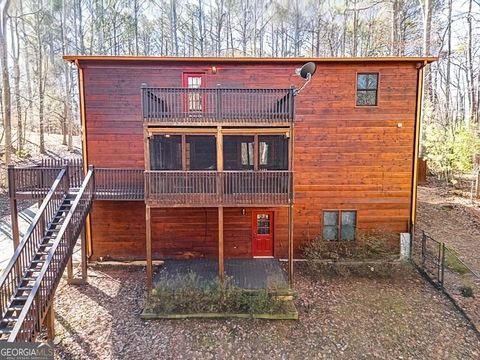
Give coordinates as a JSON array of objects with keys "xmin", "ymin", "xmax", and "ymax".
[{"xmin": 252, "ymin": 211, "xmax": 274, "ymax": 257}]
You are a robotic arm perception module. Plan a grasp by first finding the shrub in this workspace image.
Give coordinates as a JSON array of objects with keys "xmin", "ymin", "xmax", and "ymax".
[
  {"xmin": 423, "ymin": 124, "xmax": 480, "ymax": 181},
  {"xmin": 145, "ymin": 272, "xmax": 290, "ymax": 315},
  {"xmin": 303, "ymin": 229, "xmax": 400, "ymax": 276}
]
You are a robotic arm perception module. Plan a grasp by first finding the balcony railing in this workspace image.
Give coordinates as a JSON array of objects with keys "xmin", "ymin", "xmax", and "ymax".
[
  {"xmin": 7, "ymin": 165, "xmax": 292, "ymax": 205},
  {"xmin": 145, "ymin": 171, "xmax": 291, "ymax": 206},
  {"xmin": 95, "ymin": 168, "xmax": 144, "ymax": 200},
  {"xmin": 142, "ymin": 87, "xmax": 294, "ymax": 124}
]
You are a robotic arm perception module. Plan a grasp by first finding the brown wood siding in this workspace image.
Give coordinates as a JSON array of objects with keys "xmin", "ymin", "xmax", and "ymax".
[
  {"xmin": 90, "ymin": 202, "xmax": 287, "ymax": 260},
  {"xmin": 82, "ymin": 60, "xmax": 419, "ymax": 259}
]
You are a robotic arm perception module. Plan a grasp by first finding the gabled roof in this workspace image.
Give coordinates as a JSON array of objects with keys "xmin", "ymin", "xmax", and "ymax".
[{"xmin": 63, "ymin": 55, "xmax": 437, "ymax": 64}]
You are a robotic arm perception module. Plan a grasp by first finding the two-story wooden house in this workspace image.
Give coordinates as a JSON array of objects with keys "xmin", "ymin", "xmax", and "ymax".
[
  {"xmin": 63, "ymin": 55, "xmax": 435, "ymax": 288},
  {"xmin": 1, "ymin": 55, "xmax": 437, "ymax": 341}
]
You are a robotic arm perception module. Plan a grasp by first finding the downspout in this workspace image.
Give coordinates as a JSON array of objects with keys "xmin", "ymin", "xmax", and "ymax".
[
  {"xmin": 76, "ymin": 59, "xmax": 93, "ymax": 258},
  {"xmin": 410, "ymin": 60, "xmax": 428, "ymax": 250}
]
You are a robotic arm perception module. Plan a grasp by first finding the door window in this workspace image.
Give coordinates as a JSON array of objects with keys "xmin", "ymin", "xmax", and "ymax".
[
  {"xmin": 183, "ymin": 73, "xmax": 205, "ymax": 112},
  {"xmin": 256, "ymin": 214, "xmax": 271, "ymax": 235}
]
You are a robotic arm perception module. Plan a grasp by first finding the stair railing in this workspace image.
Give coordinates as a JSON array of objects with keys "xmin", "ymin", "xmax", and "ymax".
[
  {"xmin": 0, "ymin": 168, "xmax": 69, "ymax": 322},
  {"xmin": 7, "ymin": 167, "xmax": 94, "ymax": 342}
]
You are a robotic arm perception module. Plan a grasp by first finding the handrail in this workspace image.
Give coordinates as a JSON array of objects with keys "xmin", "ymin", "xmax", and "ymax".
[
  {"xmin": 95, "ymin": 168, "xmax": 144, "ymax": 200},
  {"xmin": 145, "ymin": 170, "xmax": 291, "ymax": 206},
  {"xmin": 0, "ymin": 168, "xmax": 68, "ymax": 321},
  {"xmin": 142, "ymin": 87, "xmax": 295, "ymax": 123},
  {"xmin": 8, "ymin": 166, "xmax": 65, "ymax": 199},
  {"xmin": 7, "ymin": 167, "xmax": 94, "ymax": 342}
]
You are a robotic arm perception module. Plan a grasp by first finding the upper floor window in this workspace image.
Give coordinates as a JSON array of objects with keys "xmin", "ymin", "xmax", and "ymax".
[{"xmin": 356, "ymin": 73, "xmax": 378, "ymax": 106}]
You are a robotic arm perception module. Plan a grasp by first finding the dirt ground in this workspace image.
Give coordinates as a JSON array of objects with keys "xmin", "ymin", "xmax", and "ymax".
[
  {"xmin": 416, "ymin": 178, "xmax": 480, "ymax": 275},
  {"xmin": 51, "ymin": 264, "xmax": 480, "ymax": 360}
]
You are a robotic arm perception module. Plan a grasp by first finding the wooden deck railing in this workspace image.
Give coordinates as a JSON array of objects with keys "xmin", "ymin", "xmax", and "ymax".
[
  {"xmin": 7, "ymin": 166, "xmax": 292, "ymax": 206},
  {"xmin": 8, "ymin": 168, "xmax": 94, "ymax": 341},
  {"xmin": 142, "ymin": 87, "xmax": 295, "ymax": 124},
  {"xmin": 8, "ymin": 167, "xmax": 65, "ymax": 199},
  {"xmin": 145, "ymin": 171, "xmax": 291, "ymax": 206},
  {"xmin": 223, "ymin": 171, "xmax": 291, "ymax": 205},
  {"xmin": 0, "ymin": 168, "xmax": 69, "ymax": 322},
  {"xmin": 8, "ymin": 159, "xmax": 83, "ymax": 199},
  {"xmin": 95, "ymin": 168, "xmax": 144, "ymax": 200}
]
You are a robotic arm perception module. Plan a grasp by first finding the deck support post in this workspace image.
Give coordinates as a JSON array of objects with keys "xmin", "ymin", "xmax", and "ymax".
[
  {"xmin": 288, "ymin": 203, "xmax": 294, "ymax": 288},
  {"xmin": 9, "ymin": 197, "xmax": 19, "ymax": 249},
  {"xmin": 8, "ymin": 165, "xmax": 19, "ymax": 248},
  {"xmin": 45, "ymin": 302, "xmax": 55, "ymax": 341},
  {"xmin": 218, "ymin": 206, "xmax": 224, "ymax": 284},
  {"xmin": 146, "ymin": 205, "xmax": 153, "ymax": 291},
  {"xmin": 67, "ymin": 257, "xmax": 73, "ymax": 284},
  {"xmin": 80, "ymin": 227, "xmax": 87, "ymax": 281}
]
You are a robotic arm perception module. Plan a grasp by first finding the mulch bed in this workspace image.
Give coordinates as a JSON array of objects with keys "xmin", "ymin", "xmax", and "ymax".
[{"xmin": 52, "ymin": 263, "xmax": 480, "ymax": 359}]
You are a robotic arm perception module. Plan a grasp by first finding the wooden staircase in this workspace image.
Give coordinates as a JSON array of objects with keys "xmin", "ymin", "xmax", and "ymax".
[{"xmin": 0, "ymin": 167, "xmax": 94, "ymax": 342}]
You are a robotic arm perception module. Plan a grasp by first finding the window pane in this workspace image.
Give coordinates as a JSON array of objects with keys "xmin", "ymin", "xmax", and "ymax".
[
  {"xmin": 224, "ymin": 136, "xmax": 254, "ymax": 170},
  {"xmin": 186, "ymin": 135, "xmax": 216, "ymax": 170},
  {"xmin": 341, "ymin": 211, "xmax": 357, "ymax": 241},
  {"xmin": 366, "ymin": 74, "xmax": 378, "ymax": 89},
  {"xmin": 323, "ymin": 211, "xmax": 338, "ymax": 226},
  {"xmin": 150, "ymin": 135, "xmax": 182, "ymax": 170},
  {"xmin": 323, "ymin": 211, "xmax": 338, "ymax": 240},
  {"xmin": 258, "ymin": 135, "xmax": 289, "ymax": 170},
  {"xmin": 357, "ymin": 73, "xmax": 378, "ymax": 90},
  {"xmin": 357, "ymin": 74, "xmax": 368, "ymax": 90},
  {"xmin": 356, "ymin": 90, "xmax": 377, "ymax": 106},
  {"xmin": 341, "ymin": 226, "xmax": 356, "ymax": 241},
  {"xmin": 323, "ymin": 226, "xmax": 338, "ymax": 241},
  {"xmin": 187, "ymin": 76, "xmax": 202, "ymax": 88}
]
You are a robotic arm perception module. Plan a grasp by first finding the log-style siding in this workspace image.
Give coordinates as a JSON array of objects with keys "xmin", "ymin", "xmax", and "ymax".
[{"xmin": 82, "ymin": 59, "xmax": 419, "ymax": 259}]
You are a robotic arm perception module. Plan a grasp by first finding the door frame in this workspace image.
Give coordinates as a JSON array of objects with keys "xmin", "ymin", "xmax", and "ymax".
[
  {"xmin": 182, "ymin": 72, "xmax": 206, "ymax": 114},
  {"xmin": 251, "ymin": 210, "xmax": 274, "ymax": 258}
]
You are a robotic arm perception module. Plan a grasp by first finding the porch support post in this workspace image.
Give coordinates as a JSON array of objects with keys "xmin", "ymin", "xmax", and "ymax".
[
  {"xmin": 80, "ymin": 227, "xmax": 87, "ymax": 281},
  {"xmin": 45, "ymin": 302, "xmax": 55, "ymax": 340},
  {"xmin": 10, "ymin": 198, "xmax": 19, "ymax": 249},
  {"xmin": 67, "ymin": 257, "xmax": 73, "ymax": 284},
  {"xmin": 288, "ymin": 203, "xmax": 294, "ymax": 288},
  {"xmin": 146, "ymin": 205, "xmax": 153, "ymax": 291},
  {"xmin": 218, "ymin": 206, "xmax": 224, "ymax": 284},
  {"xmin": 7, "ymin": 166, "xmax": 20, "ymax": 249}
]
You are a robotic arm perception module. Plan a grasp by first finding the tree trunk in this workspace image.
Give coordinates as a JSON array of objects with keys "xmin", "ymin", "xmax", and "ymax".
[
  {"xmin": 467, "ymin": 0, "xmax": 478, "ymax": 128},
  {"xmin": 0, "ymin": 0, "xmax": 12, "ymax": 164},
  {"xmin": 10, "ymin": 7, "xmax": 22, "ymax": 153}
]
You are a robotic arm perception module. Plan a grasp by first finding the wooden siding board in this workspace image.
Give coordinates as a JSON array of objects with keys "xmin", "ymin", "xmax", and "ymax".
[{"xmin": 83, "ymin": 61, "xmax": 418, "ymax": 259}]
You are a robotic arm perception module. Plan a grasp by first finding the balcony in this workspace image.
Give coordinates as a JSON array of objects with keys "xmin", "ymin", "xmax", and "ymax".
[
  {"xmin": 145, "ymin": 171, "xmax": 292, "ymax": 207},
  {"xmin": 8, "ymin": 165, "xmax": 291, "ymax": 206},
  {"xmin": 142, "ymin": 87, "xmax": 294, "ymax": 125}
]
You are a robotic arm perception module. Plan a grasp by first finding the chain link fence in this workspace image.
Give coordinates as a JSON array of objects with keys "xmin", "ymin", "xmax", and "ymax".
[{"xmin": 412, "ymin": 229, "xmax": 480, "ymax": 334}]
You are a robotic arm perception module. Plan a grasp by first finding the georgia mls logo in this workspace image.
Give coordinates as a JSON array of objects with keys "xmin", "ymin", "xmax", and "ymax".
[{"xmin": 0, "ymin": 342, "xmax": 54, "ymax": 360}]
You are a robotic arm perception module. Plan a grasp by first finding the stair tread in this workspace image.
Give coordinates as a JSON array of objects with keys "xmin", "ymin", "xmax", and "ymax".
[
  {"xmin": 7, "ymin": 305, "xmax": 23, "ymax": 311},
  {"xmin": 18, "ymin": 286, "xmax": 33, "ymax": 291},
  {"xmin": 1, "ymin": 316, "xmax": 18, "ymax": 323},
  {"xmin": 13, "ymin": 296, "xmax": 28, "ymax": 302},
  {"xmin": 0, "ymin": 328, "xmax": 13, "ymax": 334}
]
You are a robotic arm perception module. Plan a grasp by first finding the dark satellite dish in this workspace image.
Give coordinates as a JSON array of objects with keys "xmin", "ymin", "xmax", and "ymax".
[
  {"xmin": 293, "ymin": 62, "xmax": 316, "ymax": 96},
  {"xmin": 299, "ymin": 62, "xmax": 316, "ymax": 80}
]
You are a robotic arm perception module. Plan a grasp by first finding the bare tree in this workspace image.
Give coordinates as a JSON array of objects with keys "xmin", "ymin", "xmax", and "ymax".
[{"xmin": 0, "ymin": 0, "xmax": 12, "ymax": 163}]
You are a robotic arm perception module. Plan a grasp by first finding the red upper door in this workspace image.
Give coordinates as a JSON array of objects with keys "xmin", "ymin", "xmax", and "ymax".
[
  {"xmin": 252, "ymin": 211, "xmax": 274, "ymax": 257},
  {"xmin": 182, "ymin": 73, "xmax": 206, "ymax": 113}
]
